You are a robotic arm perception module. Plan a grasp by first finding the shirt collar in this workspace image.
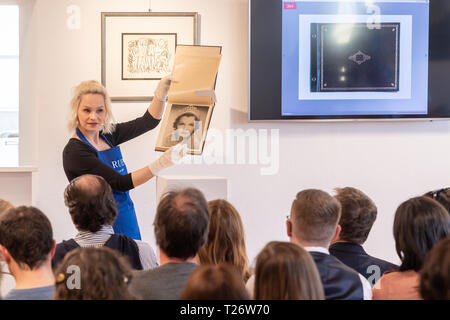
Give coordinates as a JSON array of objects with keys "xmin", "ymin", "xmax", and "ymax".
[{"xmin": 304, "ymin": 246, "xmax": 330, "ymax": 255}]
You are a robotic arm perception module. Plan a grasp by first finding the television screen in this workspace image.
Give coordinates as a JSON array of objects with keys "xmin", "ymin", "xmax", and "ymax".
[{"xmin": 249, "ymin": 0, "xmax": 450, "ymax": 121}]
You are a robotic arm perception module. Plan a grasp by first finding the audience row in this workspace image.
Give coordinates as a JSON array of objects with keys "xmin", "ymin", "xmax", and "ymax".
[{"xmin": 0, "ymin": 176, "xmax": 449, "ymax": 300}]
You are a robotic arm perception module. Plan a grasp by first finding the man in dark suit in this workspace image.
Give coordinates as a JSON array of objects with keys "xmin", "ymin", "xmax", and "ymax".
[
  {"xmin": 330, "ymin": 187, "xmax": 397, "ymax": 287},
  {"xmin": 287, "ymin": 189, "xmax": 372, "ymax": 300}
]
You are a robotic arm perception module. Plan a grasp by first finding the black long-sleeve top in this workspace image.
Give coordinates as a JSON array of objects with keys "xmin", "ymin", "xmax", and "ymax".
[{"xmin": 63, "ymin": 111, "xmax": 160, "ymax": 192}]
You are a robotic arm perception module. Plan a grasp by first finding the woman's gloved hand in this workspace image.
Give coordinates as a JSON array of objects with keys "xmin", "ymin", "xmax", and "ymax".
[
  {"xmin": 154, "ymin": 75, "xmax": 178, "ymax": 102},
  {"xmin": 148, "ymin": 143, "xmax": 188, "ymax": 175}
]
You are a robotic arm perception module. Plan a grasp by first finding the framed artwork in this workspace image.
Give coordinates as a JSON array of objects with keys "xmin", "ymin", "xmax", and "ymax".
[
  {"xmin": 155, "ymin": 104, "xmax": 214, "ymax": 155},
  {"xmin": 101, "ymin": 12, "xmax": 198, "ymax": 101}
]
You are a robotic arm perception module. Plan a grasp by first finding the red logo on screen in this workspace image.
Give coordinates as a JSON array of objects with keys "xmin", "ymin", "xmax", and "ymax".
[{"xmin": 284, "ymin": 2, "xmax": 297, "ymax": 10}]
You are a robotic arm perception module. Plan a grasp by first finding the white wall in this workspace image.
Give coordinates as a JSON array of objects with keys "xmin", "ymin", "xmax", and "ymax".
[{"xmin": 17, "ymin": 0, "xmax": 450, "ymax": 267}]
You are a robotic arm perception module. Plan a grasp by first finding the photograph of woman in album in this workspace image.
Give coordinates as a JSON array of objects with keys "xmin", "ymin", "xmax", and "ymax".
[{"xmin": 156, "ymin": 104, "xmax": 212, "ymax": 154}]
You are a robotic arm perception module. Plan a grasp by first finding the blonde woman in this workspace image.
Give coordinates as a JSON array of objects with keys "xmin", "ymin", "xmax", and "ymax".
[
  {"xmin": 62, "ymin": 77, "xmax": 185, "ymax": 240},
  {"xmin": 197, "ymin": 199, "xmax": 250, "ymax": 282},
  {"xmin": 254, "ymin": 241, "xmax": 325, "ymax": 300}
]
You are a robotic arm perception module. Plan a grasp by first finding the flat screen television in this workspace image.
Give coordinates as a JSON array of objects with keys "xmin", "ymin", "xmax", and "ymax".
[{"xmin": 249, "ymin": 0, "xmax": 450, "ymax": 121}]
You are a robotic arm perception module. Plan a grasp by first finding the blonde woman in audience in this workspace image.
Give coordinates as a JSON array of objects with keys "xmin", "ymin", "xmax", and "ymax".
[
  {"xmin": 0, "ymin": 199, "xmax": 14, "ymax": 298},
  {"xmin": 253, "ymin": 241, "xmax": 325, "ymax": 300},
  {"xmin": 179, "ymin": 263, "xmax": 250, "ymax": 300},
  {"xmin": 372, "ymin": 196, "xmax": 450, "ymax": 300},
  {"xmin": 0, "ymin": 199, "xmax": 13, "ymax": 217},
  {"xmin": 54, "ymin": 247, "xmax": 136, "ymax": 300},
  {"xmin": 197, "ymin": 199, "xmax": 250, "ymax": 282}
]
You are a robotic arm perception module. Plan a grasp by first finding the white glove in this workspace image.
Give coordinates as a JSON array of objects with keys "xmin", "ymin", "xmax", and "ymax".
[
  {"xmin": 154, "ymin": 75, "xmax": 178, "ymax": 102},
  {"xmin": 148, "ymin": 143, "xmax": 188, "ymax": 175}
]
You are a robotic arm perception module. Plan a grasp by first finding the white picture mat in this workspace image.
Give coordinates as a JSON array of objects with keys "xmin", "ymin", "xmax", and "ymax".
[
  {"xmin": 104, "ymin": 15, "xmax": 196, "ymax": 99},
  {"xmin": 298, "ymin": 14, "xmax": 413, "ymax": 100}
]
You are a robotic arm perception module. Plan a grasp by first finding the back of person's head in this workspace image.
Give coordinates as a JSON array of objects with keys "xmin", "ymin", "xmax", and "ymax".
[
  {"xmin": 0, "ymin": 199, "xmax": 13, "ymax": 217},
  {"xmin": 419, "ymin": 236, "xmax": 450, "ymax": 300},
  {"xmin": 197, "ymin": 199, "xmax": 249, "ymax": 281},
  {"xmin": 290, "ymin": 189, "xmax": 341, "ymax": 246},
  {"xmin": 254, "ymin": 241, "xmax": 325, "ymax": 300},
  {"xmin": 394, "ymin": 196, "xmax": 450, "ymax": 272},
  {"xmin": 179, "ymin": 263, "xmax": 249, "ymax": 300},
  {"xmin": 0, "ymin": 206, "xmax": 53, "ymax": 270},
  {"xmin": 0, "ymin": 199, "xmax": 10, "ymax": 289},
  {"xmin": 424, "ymin": 187, "xmax": 450, "ymax": 214},
  {"xmin": 154, "ymin": 188, "xmax": 209, "ymax": 259},
  {"xmin": 334, "ymin": 187, "xmax": 377, "ymax": 245},
  {"xmin": 54, "ymin": 247, "xmax": 135, "ymax": 300},
  {"xmin": 64, "ymin": 174, "xmax": 117, "ymax": 232},
  {"xmin": 0, "ymin": 198, "xmax": 14, "ymax": 261}
]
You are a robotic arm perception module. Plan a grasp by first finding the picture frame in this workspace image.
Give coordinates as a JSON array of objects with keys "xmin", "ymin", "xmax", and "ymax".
[
  {"xmin": 155, "ymin": 103, "xmax": 214, "ymax": 155},
  {"xmin": 101, "ymin": 12, "xmax": 198, "ymax": 101}
]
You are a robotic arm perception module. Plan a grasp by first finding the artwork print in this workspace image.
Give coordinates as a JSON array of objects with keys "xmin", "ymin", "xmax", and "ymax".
[{"xmin": 122, "ymin": 33, "xmax": 177, "ymax": 80}]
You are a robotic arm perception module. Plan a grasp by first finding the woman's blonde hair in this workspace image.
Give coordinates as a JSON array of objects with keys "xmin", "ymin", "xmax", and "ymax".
[
  {"xmin": 0, "ymin": 199, "xmax": 14, "ymax": 218},
  {"xmin": 254, "ymin": 241, "xmax": 325, "ymax": 300},
  {"xmin": 197, "ymin": 199, "xmax": 250, "ymax": 282},
  {"xmin": 68, "ymin": 80, "xmax": 115, "ymax": 134}
]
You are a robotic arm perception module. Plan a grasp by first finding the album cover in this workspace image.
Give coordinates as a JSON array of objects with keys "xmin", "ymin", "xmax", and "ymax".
[{"xmin": 310, "ymin": 22, "xmax": 400, "ymax": 92}]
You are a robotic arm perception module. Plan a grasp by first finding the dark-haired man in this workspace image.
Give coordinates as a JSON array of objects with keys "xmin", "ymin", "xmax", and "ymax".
[
  {"xmin": 287, "ymin": 189, "xmax": 372, "ymax": 300},
  {"xmin": 0, "ymin": 206, "xmax": 55, "ymax": 300},
  {"xmin": 53, "ymin": 174, "xmax": 158, "ymax": 270},
  {"xmin": 330, "ymin": 187, "xmax": 397, "ymax": 286},
  {"xmin": 129, "ymin": 187, "xmax": 210, "ymax": 300}
]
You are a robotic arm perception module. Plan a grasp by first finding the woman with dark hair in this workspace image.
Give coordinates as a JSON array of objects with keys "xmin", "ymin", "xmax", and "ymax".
[
  {"xmin": 372, "ymin": 196, "xmax": 450, "ymax": 300},
  {"xmin": 424, "ymin": 187, "xmax": 450, "ymax": 213},
  {"xmin": 420, "ymin": 236, "xmax": 450, "ymax": 300},
  {"xmin": 197, "ymin": 199, "xmax": 250, "ymax": 282},
  {"xmin": 164, "ymin": 108, "xmax": 202, "ymax": 150},
  {"xmin": 179, "ymin": 263, "xmax": 249, "ymax": 300},
  {"xmin": 253, "ymin": 241, "xmax": 324, "ymax": 300}
]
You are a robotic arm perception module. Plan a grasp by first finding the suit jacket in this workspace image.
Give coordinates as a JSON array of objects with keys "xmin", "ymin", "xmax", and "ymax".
[
  {"xmin": 329, "ymin": 242, "xmax": 397, "ymax": 285},
  {"xmin": 309, "ymin": 251, "xmax": 367, "ymax": 300}
]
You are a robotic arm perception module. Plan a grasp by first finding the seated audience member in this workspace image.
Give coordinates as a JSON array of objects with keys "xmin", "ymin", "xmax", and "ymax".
[
  {"xmin": 424, "ymin": 187, "xmax": 450, "ymax": 213},
  {"xmin": 420, "ymin": 236, "xmax": 450, "ymax": 300},
  {"xmin": 253, "ymin": 241, "xmax": 324, "ymax": 300},
  {"xmin": 129, "ymin": 188, "xmax": 210, "ymax": 300},
  {"xmin": 372, "ymin": 196, "xmax": 450, "ymax": 300},
  {"xmin": 0, "ymin": 206, "xmax": 56, "ymax": 300},
  {"xmin": 287, "ymin": 189, "xmax": 372, "ymax": 300},
  {"xmin": 179, "ymin": 263, "xmax": 249, "ymax": 300},
  {"xmin": 54, "ymin": 247, "xmax": 136, "ymax": 300},
  {"xmin": 52, "ymin": 174, "xmax": 157, "ymax": 270},
  {"xmin": 0, "ymin": 199, "xmax": 13, "ymax": 218},
  {"xmin": 330, "ymin": 187, "xmax": 397, "ymax": 284},
  {"xmin": 197, "ymin": 199, "xmax": 250, "ymax": 282},
  {"xmin": 0, "ymin": 199, "xmax": 14, "ymax": 298}
]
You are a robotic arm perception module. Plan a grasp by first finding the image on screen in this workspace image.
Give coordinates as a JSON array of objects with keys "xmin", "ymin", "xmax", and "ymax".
[{"xmin": 281, "ymin": 0, "xmax": 430, "ymax": 117}]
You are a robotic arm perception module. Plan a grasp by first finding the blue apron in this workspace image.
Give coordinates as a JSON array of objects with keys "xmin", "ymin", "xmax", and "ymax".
[{"xmin": 76, "ymin": 128, "xmax": 141, "ymax": 240}]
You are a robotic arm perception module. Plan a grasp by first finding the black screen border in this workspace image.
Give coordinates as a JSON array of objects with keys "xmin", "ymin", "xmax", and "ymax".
[{"xmin": 249, "ymin": 0, "xmax": 450, "ymax": 121}]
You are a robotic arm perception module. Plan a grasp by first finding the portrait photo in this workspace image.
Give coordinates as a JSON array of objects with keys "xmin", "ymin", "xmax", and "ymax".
[{"xmin": 155, "ymin": 104, "xmax": 213, "ymax": 154}]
